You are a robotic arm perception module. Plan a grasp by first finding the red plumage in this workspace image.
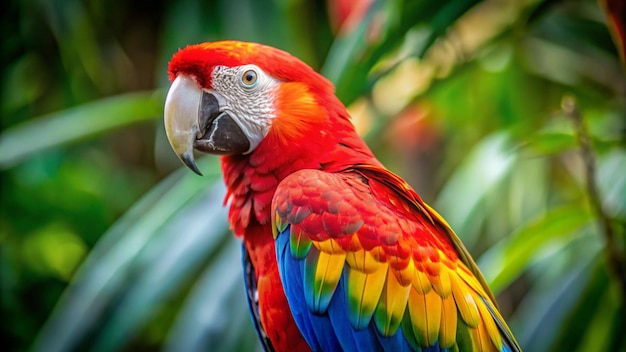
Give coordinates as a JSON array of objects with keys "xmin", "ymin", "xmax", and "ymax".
[
  {"xmin": 165, "ymin": 41, "xmax": 521, "ymax": 352},
  {"xmin": 170, "ymin": 41, "xmax": 378, "ymax": 351}
]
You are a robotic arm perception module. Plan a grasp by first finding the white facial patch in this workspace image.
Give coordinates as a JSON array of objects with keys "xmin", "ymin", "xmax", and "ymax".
[{"xmin": 210, "ymin": 65, "xmax": 278, "ymax": 153}]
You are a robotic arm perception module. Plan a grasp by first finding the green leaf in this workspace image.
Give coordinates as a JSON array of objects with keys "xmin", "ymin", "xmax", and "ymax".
[
  {"xmin": 521, "ymin": 131, "xmax": 577, "ymax": 157},
  {"xmin": 33, "ymin": 157, "xmax": 230, "ymax": 352},
  {"xmin": 512, "ymin": 252, "xmax": 600, "ymax": 352},
  {"xmin": 575, "ymin": 281, "xmax": 623, "ymax": 352},
  {"xmin": 321, "ymin": 1, "xmax": 385, "ymax": 103},
  {"xmin": 0, "ymin": 90, "xmax": 165, "ymax": 169},
  {"xmin": 597, "ymin": 149, "xmax": 626, "ymax": 218},
  {"xmin": 91, "ymin": 182, "xmax": 230, "ymax": 352},
  {"xmin": 434, "ymin": 131, "xmax": 518, "ymax": 247},
  {"xmin": 323, "ymin": 0, "xmax": 481, "ymax": 105},
  {"xmin": 478, "ymin": 205, "xmax": 594, "ymax": 293},
  {"xmin": 542, "ymin": 259, "xmax": 615, "ymax": 352},
  {"xmin": 415, "ymin": 0, "xmax": 478, "ymax": 57},
  {"xmin": 165, "ymin": 237, "xmax": 259, "ymax": 352}
]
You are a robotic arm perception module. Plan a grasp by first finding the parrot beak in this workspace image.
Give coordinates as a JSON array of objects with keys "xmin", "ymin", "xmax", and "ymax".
[{"xmin": 164, "ymin": 75, "xmax": 251, "ymax": 175}]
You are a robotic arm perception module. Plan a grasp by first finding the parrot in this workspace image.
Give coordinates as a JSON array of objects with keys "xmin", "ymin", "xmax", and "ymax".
[{"xmin": 163, "ymin": 40, "xmax": 521, "ymax": 352}]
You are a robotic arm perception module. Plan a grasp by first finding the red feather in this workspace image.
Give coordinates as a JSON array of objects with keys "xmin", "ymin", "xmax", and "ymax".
[{"xmin": 167, "ymin": 41, "xmax": 519, "ymax": 351}]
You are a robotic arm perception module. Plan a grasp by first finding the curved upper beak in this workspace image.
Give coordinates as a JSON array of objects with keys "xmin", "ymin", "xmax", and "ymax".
[{"xmin": 164, "ymin": 75, "xmax": 251, "ymax": 175}]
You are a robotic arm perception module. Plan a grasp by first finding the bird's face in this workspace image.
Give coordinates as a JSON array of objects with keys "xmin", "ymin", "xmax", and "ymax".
[
  {"xmin": 165, "ymin": 62, "xmax": 280, "ymax": 175},
  {"xmin": 164, "ymin": 41, "xmax": 338, "ymax": 174}
]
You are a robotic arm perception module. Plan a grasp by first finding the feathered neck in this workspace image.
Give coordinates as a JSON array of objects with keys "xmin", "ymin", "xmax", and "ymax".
[{"xmin": 220, "ymin": 92, "xmax": 377, "ymax": 236}]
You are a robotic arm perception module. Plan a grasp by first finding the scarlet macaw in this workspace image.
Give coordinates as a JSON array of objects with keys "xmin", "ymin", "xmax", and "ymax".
[{"xmin": 164, "ymin": 41, "xmax": 521, "ymax": 352}]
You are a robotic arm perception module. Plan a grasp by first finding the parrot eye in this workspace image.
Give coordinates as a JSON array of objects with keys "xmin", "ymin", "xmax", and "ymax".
[{"xmin": 241, "ymin": 69, "xmax": 258, "ymax": 88}]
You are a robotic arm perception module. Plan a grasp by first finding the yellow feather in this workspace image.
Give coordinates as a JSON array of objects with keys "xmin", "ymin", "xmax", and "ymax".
[
  {"xmin": 374, "ymin": 269, "xmax": 410, "ymax": 336},
  {"xmin": 412, "ymin": 268, "xmax": 432, "ymax": 294},
  {"xmin": 407, "ymin": 287, "xmax": 442, "ymax": 346},
  {"xmin": 346, "ymin": 265, "xmax": 388, "ymax": 329},
  {"xmin": 439, "ymin": 294, "xmax": 458, "ymax": 348},
  {"xmin": 455, "ymin": 263, "xmax": 488, "ymax": 296},
  {"xmin": 472, "ymin": 319, "xmax": 498, "ymax": 352},
  {"xmin": 424, "ymin": 289, "xmax": 442, "ymax": 346},
  {"xmin": 397, "ymin": 258, "xmax": 415, "ymax": 286},
  {"xmin": 428, "ymin": 265, "xmax": 452, "ymax": 297},
  {"xmin": 477, "ymin": 296, "xmax": 503, "ymax": 350},
  {"xmin": 311, "ymin": 251, "xmax": 345, "ymax": 311},
  {"xmin": 314, "ymin": 238, "xmax": 345, "ymax": 254},
  {"xmin": 450, "ymin": 274, "xmax": 480, "ymax": 328},
  {"xmin": 272, "ymin": 212, "xmax": 282, "ymax": 239},
  {"xmin": 345, "ymin": 249, "xmax": 383, "ymax": 273}
]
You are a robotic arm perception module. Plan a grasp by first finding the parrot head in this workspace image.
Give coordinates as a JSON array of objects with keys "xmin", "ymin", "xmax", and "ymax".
[{"xmin": 164, "ymin": 41, "xmax": 344, "ymax": 175}]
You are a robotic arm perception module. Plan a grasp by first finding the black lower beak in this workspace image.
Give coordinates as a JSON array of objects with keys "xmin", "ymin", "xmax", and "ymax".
[{"xmin": 195, "ymin": 92, "xmax": 251, "ymax": 155}]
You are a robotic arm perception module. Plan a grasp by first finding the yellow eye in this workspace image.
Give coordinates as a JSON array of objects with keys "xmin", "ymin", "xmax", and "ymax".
[{"xmin": 241, "ymin": 69, "xmax": 258, "ymax": 88}]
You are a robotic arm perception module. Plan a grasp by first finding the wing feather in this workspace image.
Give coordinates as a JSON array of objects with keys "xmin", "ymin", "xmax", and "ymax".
[
  {"xmin": 440, "ymin": 294, "xmax": 458, "ymax": 348},
  {"xmin": 407, "ymin": 287, "xmax": 442, "ymax": 346},
  {"xmin": 289, "ymin": 225, "xmax": 312, "ymax": 259},
  {"xmin": 374, "ymin": 270, "xmax": 410, "ymax": 336},
  {"xmin": 478, "ymin": 296, "xmax": 504, "ymax": 350},
  {"xmin": 450, "ymin": 273, "xmax": 481, "ymax": 328},
  {"xmin": 273, "ymin": 167, "xmax": 521, "ymax": 351},
  {"xmin": 346, "ymin": 265, "xmax": 387, "ymax": 330},
  {"xmin": 304, "ymin": 248, "xmax": 344, "ymax": 313}
]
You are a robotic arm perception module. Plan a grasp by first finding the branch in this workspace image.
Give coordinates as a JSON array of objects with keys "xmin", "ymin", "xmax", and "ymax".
[{"xmin": 562, "ymin": 95, "xmax": 626, "ymax": 305}]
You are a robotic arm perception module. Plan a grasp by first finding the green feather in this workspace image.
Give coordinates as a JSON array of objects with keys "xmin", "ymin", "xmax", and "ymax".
[
  {"xmin": 303, "ymin": 248, "xmax": 344, "ymax": 314},
  {"xmin": 289, "ymin": 227, "xmax": 312, "ymax": 259},
  {"xmin": 456, "ymin": 319, "xmax": 474, "ymax": 352},
  {"xmin": 401, "ymin": 310, "xmax": 421, "ymax": 351}
]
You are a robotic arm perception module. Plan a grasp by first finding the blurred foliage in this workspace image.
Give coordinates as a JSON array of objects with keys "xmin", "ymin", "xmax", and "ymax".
[{"xmin": 1, "ymin": 0, "xmax": 625, "ymax": 351}]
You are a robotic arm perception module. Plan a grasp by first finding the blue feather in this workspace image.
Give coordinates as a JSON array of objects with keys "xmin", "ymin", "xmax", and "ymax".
[
  {"xmin": 275, "ymin": 224, "xmax": 512, "ymax": 352},
  {"xmin": 277, "ymin": 224, "xmax": 419, "ymax": 352},
  {"xmin": 277, "ymin": 230, "xmax": 318, "ymax": 349},
  {"xmin": 242, "ymin": 246, "xmax": 275, "ymax": 352},
  {"xmin": 327, "ymin": 271, "xmax": 378, "ymax": 351},
  {"xmin": 277, "ymin": 225, "xmax": 343, "ymax": 351}
]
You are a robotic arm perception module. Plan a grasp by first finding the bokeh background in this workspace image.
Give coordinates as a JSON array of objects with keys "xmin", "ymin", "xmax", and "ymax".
[{"xmin": 2, "ymin": 0, "xmax": 625, "ymax": 351}]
